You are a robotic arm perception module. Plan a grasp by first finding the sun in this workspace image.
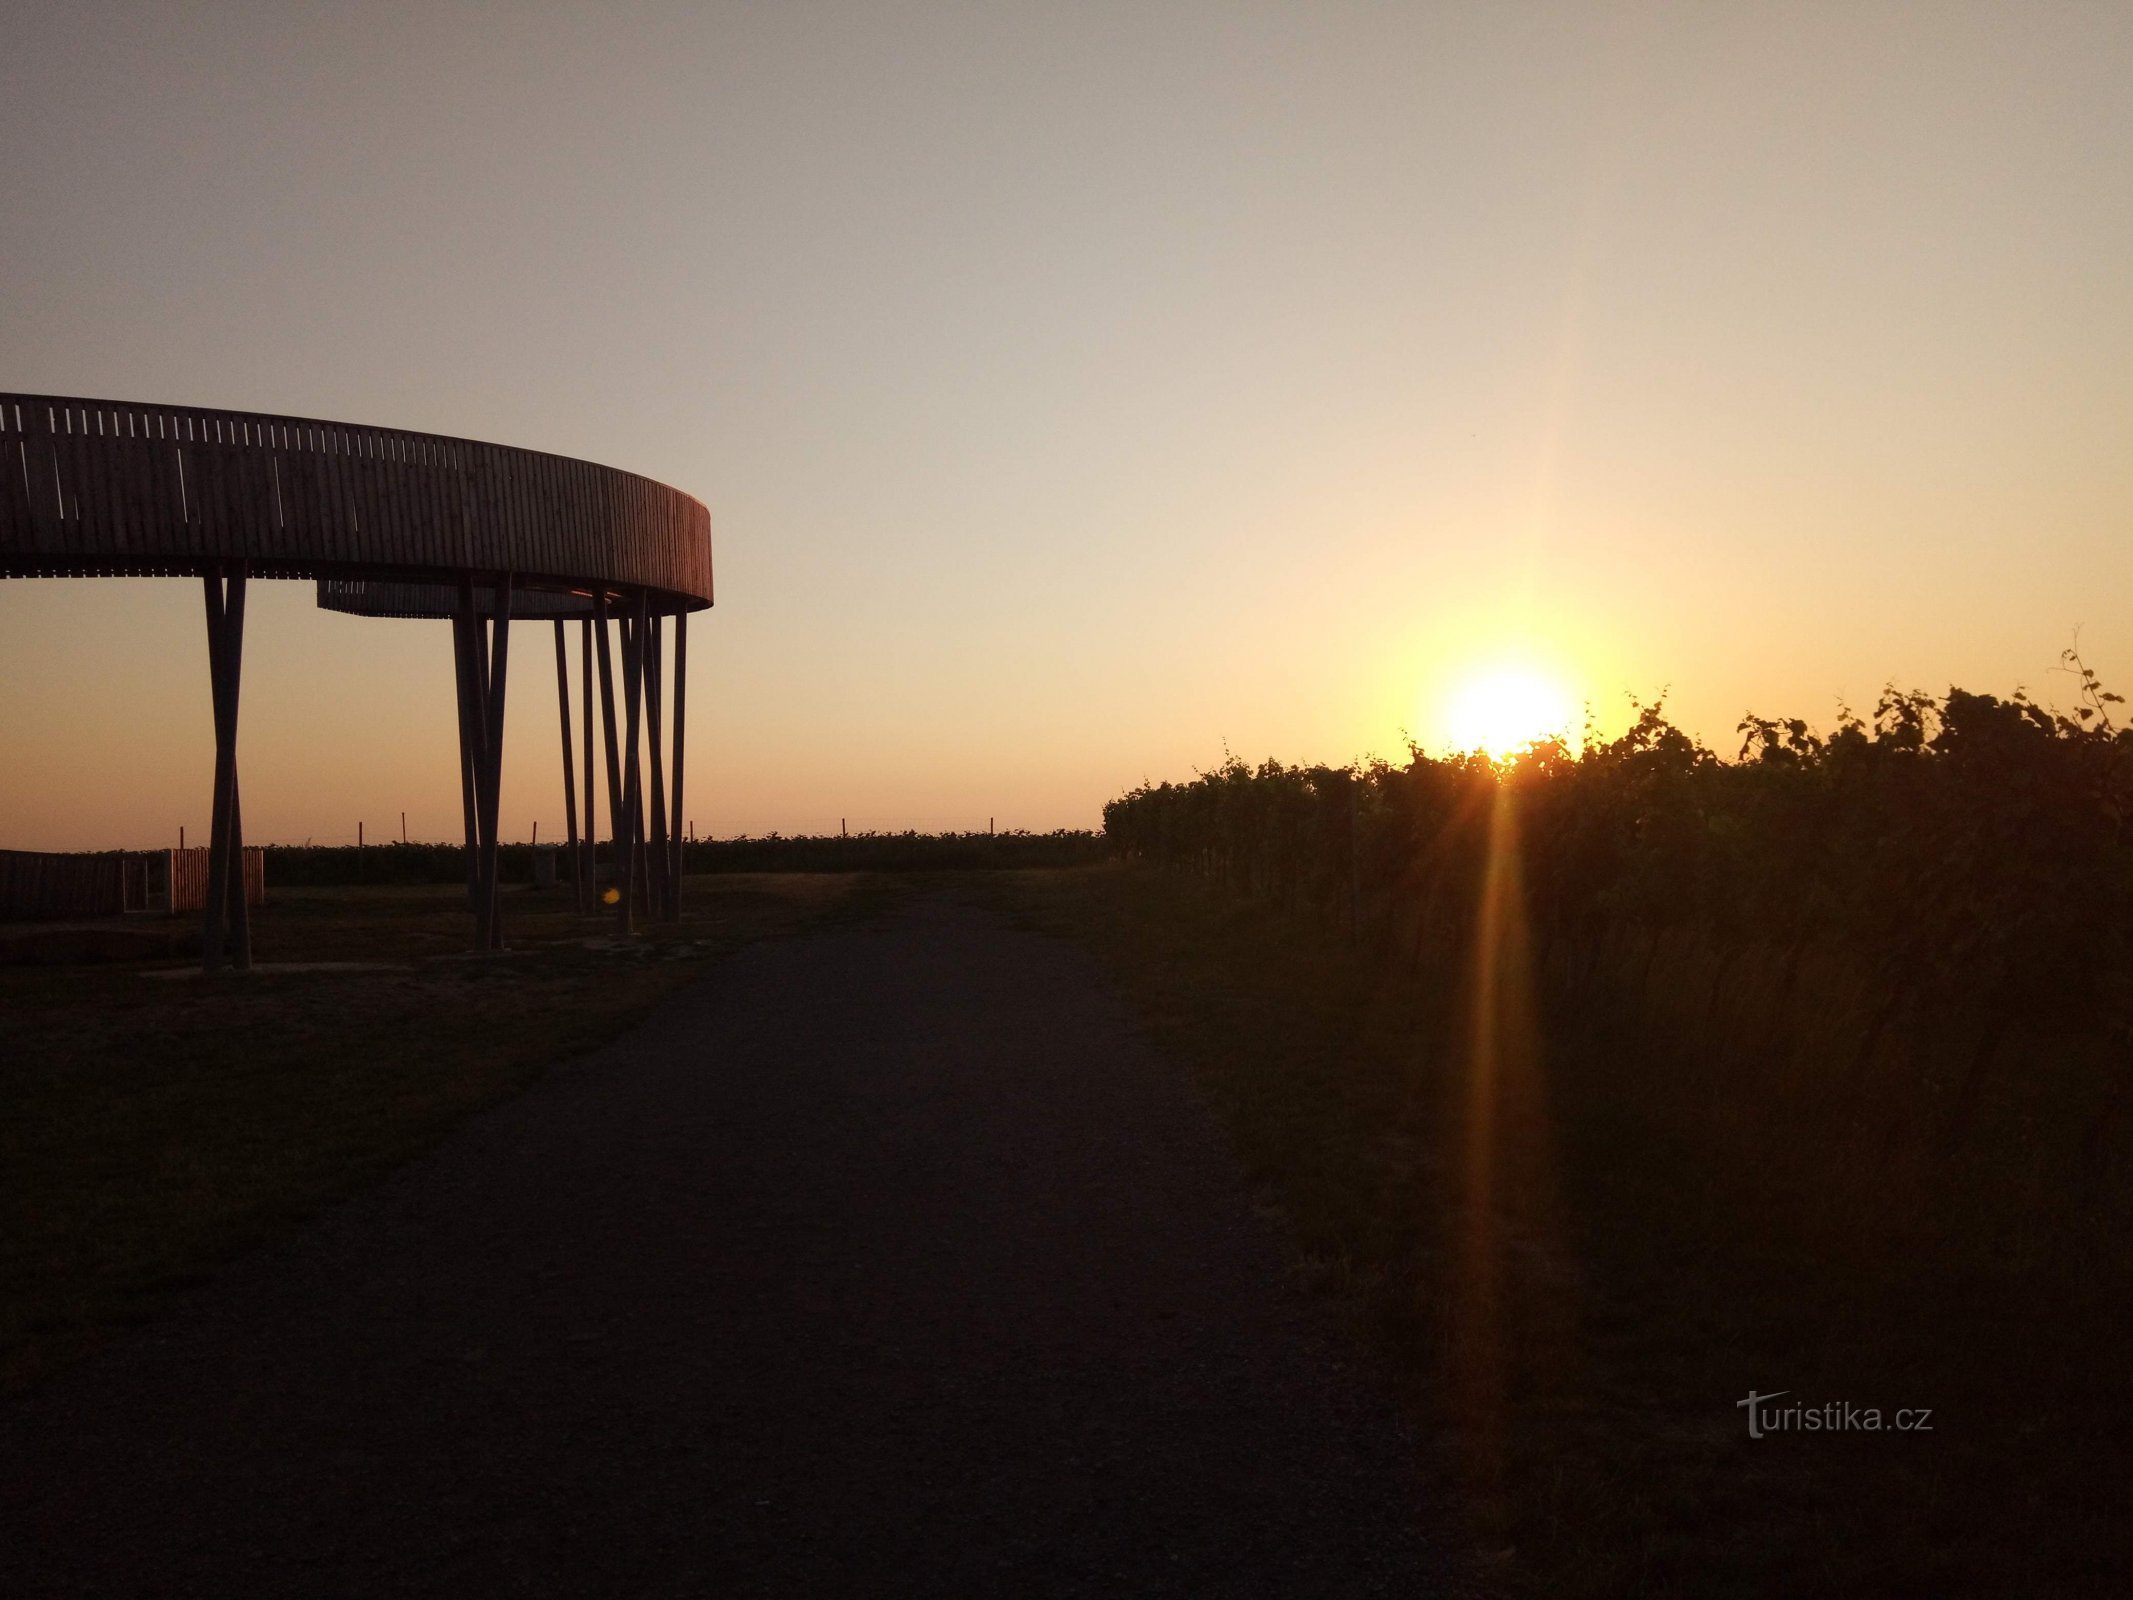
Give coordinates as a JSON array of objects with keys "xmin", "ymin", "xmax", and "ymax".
[{"xmin": 1442, "ymin": 662, "xmax": 1576, "ymax": 759}]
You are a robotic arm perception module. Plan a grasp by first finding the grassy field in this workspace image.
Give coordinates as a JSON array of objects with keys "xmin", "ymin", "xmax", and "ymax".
[
  {"xmin": 0, "ymin": 874, "xmax": 878, "ymax": 1395},
  {"xmin": 992, "ymin": 863, "xmax": 2129, "ymax": 1599},
  {"xmin": 9, "ymin": 863, "xmax": 2121, "ymax": 1592}
]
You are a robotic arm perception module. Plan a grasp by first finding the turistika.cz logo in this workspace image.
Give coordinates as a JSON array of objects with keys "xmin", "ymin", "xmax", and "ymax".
[{"xmin": 1737, "ymin": 1391, "xmax": 1934, "ymax": 1439}]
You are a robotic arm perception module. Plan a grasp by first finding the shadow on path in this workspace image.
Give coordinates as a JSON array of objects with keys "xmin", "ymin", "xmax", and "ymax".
[{"xmin": 2, "ymin": 895, "xmax": 1455, "ymax": 1596}]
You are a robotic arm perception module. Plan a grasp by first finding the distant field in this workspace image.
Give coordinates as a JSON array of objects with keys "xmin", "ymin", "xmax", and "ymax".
[
  {"xmin": 258, "ymin": 829, "xmax": 1104, "ymax": 887},
  {"xmin": 0, "ymin": 874, "xmax": 880, "ymax": 1394}
]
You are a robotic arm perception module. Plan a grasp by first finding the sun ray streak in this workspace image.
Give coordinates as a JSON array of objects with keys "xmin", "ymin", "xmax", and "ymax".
[{"xmin": 1453, "ymin": 778, "xmax": 1566, "ymax": 1521}]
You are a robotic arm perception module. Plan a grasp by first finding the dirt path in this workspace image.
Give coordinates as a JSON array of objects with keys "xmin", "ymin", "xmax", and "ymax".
[{"xmin": 1, "ymin": 894, "xmax": 1455, "ymax": 1597}]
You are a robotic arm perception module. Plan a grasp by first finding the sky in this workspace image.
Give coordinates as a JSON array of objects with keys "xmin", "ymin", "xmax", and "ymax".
[{"xmin": 2, "ymin": 1, "xmax": 2129, "ymax": 848}]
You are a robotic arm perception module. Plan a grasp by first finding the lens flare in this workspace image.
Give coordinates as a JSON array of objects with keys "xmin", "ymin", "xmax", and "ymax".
[
  {"xmin": 1442, "ymin": 664, "xmax": 1575, "ymax": 759},
  {"xmin": 1452, "ymin": 782, "xmax": 1566, "ymax": 1511}
]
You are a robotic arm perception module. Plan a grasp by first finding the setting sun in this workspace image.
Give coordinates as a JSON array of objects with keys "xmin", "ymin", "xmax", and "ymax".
[{"xmin": 1441, "ymin": 664, "xmax": 1577, "ymax": 759}]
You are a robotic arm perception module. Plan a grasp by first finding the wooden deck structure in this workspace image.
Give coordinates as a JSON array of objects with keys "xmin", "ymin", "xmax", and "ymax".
[{"xmin": 1, "ymin": 393, "xmax": 713, "ymax": 967}]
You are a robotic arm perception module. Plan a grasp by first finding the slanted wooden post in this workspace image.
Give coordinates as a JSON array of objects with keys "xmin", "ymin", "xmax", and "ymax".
[
  {"xmin": 669, "ymin": 610, "xmax": 687, "ymax": 918},
  {"xmin": 201, "ymin": 561, "xmax": 252, "ymax": 973},
  {"xmin": 628, "ymin": 592, "xmax": 653, "ymax": 919},
  {"xmin": 594, "ymin": 593, "xmax": 627, "ymax": 932},
  {"xmin": 614, "ymin": 598, "xmax": 643, "ymax": 936},
  {"xmin": 476, "ymin": 574, "xmax": 513, "ymax": 949},
  {"xmin": 645, "ymin": 612, "xmax": 669, "ymax": 920},
  {"xmin": 580, "ymin": 616, "xmax": 596, "ymax": 910},
  {"xmin": 452, "ymin": 610, "xmax": 481, "ymax": 906},
  {"xmin": 554, "ymin": 620, "xmax": 584, "ymax": 913},
  {"xmin": 458, "ymin": 573, "xmax": 513, "ymax": 951}
]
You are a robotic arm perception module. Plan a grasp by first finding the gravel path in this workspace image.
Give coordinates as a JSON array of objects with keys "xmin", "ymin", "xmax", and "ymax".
[{"xmin": 2, "ymin": 895, "xmax": 1455, "ymax": 1597}]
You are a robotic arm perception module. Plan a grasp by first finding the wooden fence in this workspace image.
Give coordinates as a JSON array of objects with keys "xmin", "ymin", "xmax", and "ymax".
[
  {"xmin": 0, "ymin": 848, "xmax": 264, "ymax": 921},
  {"xmin": 0, "ymin": 850, "xmax": 125, "ymax": 921}
]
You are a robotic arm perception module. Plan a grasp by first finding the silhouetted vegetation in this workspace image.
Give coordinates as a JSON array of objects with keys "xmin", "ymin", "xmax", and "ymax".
[
  {"xmin": 1106, "ymin": 663, "xmax": 2132, "ymax": 1188},
  {"xmin": 1084, "ymin": 657, "xmax": 2132, "ymax": 1595}
]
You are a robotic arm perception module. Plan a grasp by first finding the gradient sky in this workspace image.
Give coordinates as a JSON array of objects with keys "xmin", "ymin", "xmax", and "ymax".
[{"xmin": 3, "ymin": 1, "xmax": 2129, "ymax": 849}]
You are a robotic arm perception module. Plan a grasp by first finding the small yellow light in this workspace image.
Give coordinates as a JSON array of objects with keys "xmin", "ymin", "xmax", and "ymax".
[{"xmin": 602, "ymin": 886, "xmax": 621, "ymax": 905}]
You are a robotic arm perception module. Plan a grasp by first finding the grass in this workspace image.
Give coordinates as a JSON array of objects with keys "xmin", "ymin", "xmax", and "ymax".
[
  {"xmin": 8, "ymin": 861, "xmax": 2122, "ymax": 1591},
  {"xmin": 0, "ymin": 873, "xmax": 884, "ymax": 1395},
  {"xmin": 990, "ymin": 862, "xmax": 2131, "ymax": 1599}
]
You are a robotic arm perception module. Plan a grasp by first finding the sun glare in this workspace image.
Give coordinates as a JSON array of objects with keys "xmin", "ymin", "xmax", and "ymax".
[{"xmin": 1442, "ymin": 664, "xmax": 1576, "ymax": 759}]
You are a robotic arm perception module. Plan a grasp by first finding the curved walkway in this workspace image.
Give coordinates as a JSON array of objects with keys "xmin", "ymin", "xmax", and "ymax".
[{"xmin": 1, "ymin": 896, "xmax": 1451, "ymax": 1597}]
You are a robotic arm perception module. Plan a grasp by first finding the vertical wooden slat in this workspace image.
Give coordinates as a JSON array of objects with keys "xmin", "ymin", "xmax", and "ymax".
[
  {"xmin": 210, "ymin": 414, "xmax": 245, "ymax": 560},
  {"xmin": 217, "ymin": 417, "xmax": 245, "ymax": 556},
  {"xmin": 147, "ymin": 414, "xmax": 179, "ymax": 561},
  {"xmin": 402, "ymin": 436, "xmax": 427, "ymax": 570},
  {"xmin": 385, "ymin": 434, "xmax": 413, "ymax": 566},
  {"xmin": 337, "ymin": 427, "xmax": 361, "ymax": 549},
  {"xmin": 424, "ymin": 438, "xmax": 452, "ymax": 571},
  {"xmin": 78, "ymin": 407, "xmax": 112, "ymax": 554},
  {"xmin": 377, "ymin": 433, "xmax": 404, "ymax": 568},
  {"xmin": 36, "ymin": 405, "xmax": 67, "ymax": 553},
  {"xmin": 355, "ymin": 432, "xmax": 385, "ymax": 566},
  {"xmin": 532, "ymin": 449, "xmax": 550, "ymax": 574},
  {"xmin": 188, "ymin": 415, "xmax": 219, "ymax": 558},
  {"xmin": 78, "ymin": 407, "xmax": 111, "ymax": 558},
  {"xmin": 338, "ymin": 431, "xmax": 365, "ymax": 565},
  {"xmin": 306, "ymin": 426, "xmax": 332, "ymax": 551},
  {"xmin": 542, "ymin": 452, "xmax": 560, "ymax": 578},
  {"xmin": 120, "ymin": 412, "xmax": 159, "ymax": 554},
  {"xmin": 47, "ymin": 406, "xmax": 81, "ymax": 555},
  {"xmin": 0, "ymin": 408, "xmax": 30, "ymax": 543},
  {"xmin": 174, "ymin": 414, "xmax": 202, "ymax": 560},
  {"xmin": 226, "ymin": 415, "xmax": 261, "ymax": 557},
  {"xmin": 101, "ymin": 410, "xmax": 133, "ymax": 553},
  {"xmin": 77, "ymin": 409, "xmax": 114, "ymax": 550},
  {"xmin": 509, "ymin": 444, "xmax": 530, "ymax": 573},
  {"xmin": 326, "ymin": 427, "xmax": 353, "ymax": 550},
  {"xmin": 501, "ymin": 443, "xmax": 523, "ymax": 573},
  {"xmin": 183, "ymin": 414, "xmax": 212, "ymax": 557},
  {"xmin": 272, "ymin": 428, "xmax": 304, "ymax": 550},
  {"xmin": 302, "ymin": 425, "xmax": 325, "ymax": 552}
]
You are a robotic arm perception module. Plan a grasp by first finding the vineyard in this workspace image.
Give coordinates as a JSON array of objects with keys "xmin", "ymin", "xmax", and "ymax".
[
  {"xmin": 1105, "ymin": 663, "xmax": 2133, "ymax": 1249},
  {"xmin": 1085, "ymin": 662, "xmax": 2133, "ymax": 1590}
]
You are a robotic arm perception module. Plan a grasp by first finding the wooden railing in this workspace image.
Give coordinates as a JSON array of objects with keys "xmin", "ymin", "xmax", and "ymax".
[{"xmin": 0, "ymin": 393, "xmax": 711, "ymax": 609}]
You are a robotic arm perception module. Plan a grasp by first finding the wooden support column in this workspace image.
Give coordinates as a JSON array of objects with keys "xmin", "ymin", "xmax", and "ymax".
[
  {"xmin": 225, "ymin": 775, "xmax": 250, "ymax": 967},
  {"xmin": 580, "ymin": 616, "xmax": 596, "ymax": 912},
  {"xmin": 200, "ymin": 561, "xmax": 252, "ymax": 973},
  {"xmin": 627, "ymin": 592, "xmax": 653, "ymax": 920},
  {"xmin": 454, "ymin": 580, "xmax": 484, "ymax": 918},
  {"xmin": 201, "ymin": 571, "xmax": 233, "ymax": 969},
  {"xmin": 451, "ymin": 611, "xmax": 481, "ymax": 906},
  {"xmin": 594, "ymin": 593, "xmax": 625, "ymax": 927},
  {"xmin": 615, "ymin": 601, "xmax": 643, "ymax": 935},
  {"xmin": 476, "ymin": 574, "xmax": 513, "ymax": 950},
  {"xmin": 645, "ymin": 612, "xmax": 669, "ymax": 921},
  {"xmin": 553, "ymin": 620, "xmax": 583, "ymax": 914},
  {"xmin": 458, "ymin": 574, "xmax": 513, "ymax": 951},
  {"xmin": 669, "ymin": 611, "xmax": 687, "ymax": 918}
]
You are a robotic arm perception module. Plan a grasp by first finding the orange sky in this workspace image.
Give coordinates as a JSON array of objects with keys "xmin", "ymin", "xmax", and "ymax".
[{"xmin": 3, "ymin": 2, "xmax": 2129, "ymax": 849}]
